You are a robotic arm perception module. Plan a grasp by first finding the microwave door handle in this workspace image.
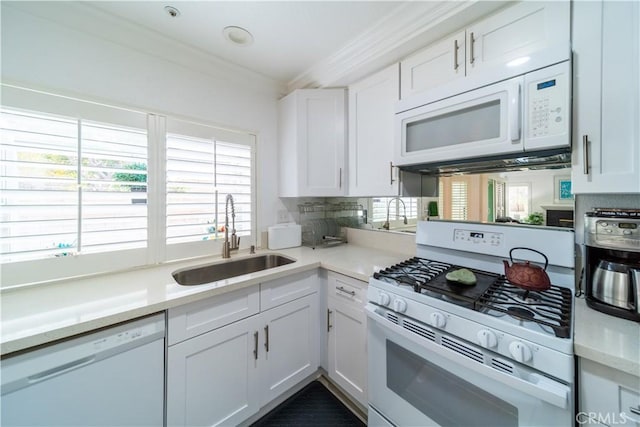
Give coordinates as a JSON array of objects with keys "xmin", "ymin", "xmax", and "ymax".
[{"xmin": 510, "ymin": 82, "xmax": 521, "ymax": 142}]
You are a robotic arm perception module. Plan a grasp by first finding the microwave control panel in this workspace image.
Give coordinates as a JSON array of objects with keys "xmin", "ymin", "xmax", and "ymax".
[{"xmin": 527, "ymin": 72, "xmax": 568, "ymax": 139}]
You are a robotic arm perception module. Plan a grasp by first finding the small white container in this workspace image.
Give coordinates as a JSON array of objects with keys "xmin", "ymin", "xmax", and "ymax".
[{"xmin": 268, "ymin": 223, "xmax": 302, "ymax": 250}]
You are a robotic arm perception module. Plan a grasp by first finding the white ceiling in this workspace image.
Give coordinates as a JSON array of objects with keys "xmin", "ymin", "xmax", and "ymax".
[{"xmin": 87, "ymin": 1, "xmax": 414, "ymax": 84}]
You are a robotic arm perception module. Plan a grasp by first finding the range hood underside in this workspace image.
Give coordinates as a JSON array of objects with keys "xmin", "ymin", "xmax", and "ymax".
[{"xmin": 398, "ymin": 149, "xmax": 572, "ymax": 176}]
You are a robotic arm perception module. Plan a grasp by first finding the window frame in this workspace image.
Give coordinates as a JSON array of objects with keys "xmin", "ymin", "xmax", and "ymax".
[{"xmin": 1, "ymin": 85, "xmax": 257, "ymax": 287}]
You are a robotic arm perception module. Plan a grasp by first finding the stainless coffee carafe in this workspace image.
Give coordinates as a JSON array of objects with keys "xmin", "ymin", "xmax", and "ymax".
[{"xmin": 584, "ymin": 209, "xmax": 640, "ymax": 322}]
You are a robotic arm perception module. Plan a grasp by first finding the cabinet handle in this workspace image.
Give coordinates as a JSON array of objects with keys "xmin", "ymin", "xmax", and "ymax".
[
  {"xmin": 630, "ymin": 407, "xmax": 640, "ymax": 416},
  {"xmin": 327, "ymin": 309, "xmax": 332, "ymax": 332},
  {"xmin": 253, "ymin": 331, "xmax": 259, "ymax": 360},
  {"xmin": 264, "ymin": 325, "xmax": 269, "ymax": 353},
  {"xmin": 582, "ymin": 135, "xmax": 590, "ymax": 175},
  {"xmin": 339, "ymin": 168, "xmax": 342, "ymax": 188},
  {"xmin": 469, "ymin": 32, "xmax": 475, "ymax": 65},
  {"xmin": 336, "ymin": 286, "xmax": 356, "ymax": 296},
  {"xmin": 454, "ymin": 39, "xmax": 459, "ymax": 71},
  {"xmin": 390, "ymin": 162, "xmax": 395, "ymax": 185}
]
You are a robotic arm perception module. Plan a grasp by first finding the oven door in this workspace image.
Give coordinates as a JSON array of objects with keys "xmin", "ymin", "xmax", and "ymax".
[
  {"xmin": 395, "ymin": 76, "xmax": 522, "ymax": 166},
  {"xmin": 366, "ymin": 305, "xmax": 573, "ymax": 427}
]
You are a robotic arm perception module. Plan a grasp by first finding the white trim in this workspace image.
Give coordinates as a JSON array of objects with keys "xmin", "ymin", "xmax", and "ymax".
[{"xmin": 287, "ymin": 1, "xmax": 508, "ymax": 91}]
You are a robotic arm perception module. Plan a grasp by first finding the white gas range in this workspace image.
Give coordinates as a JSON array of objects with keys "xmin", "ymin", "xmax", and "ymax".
[{"xmin": 366, "ymin": 220, "xmax": 576, "ymax": 427}]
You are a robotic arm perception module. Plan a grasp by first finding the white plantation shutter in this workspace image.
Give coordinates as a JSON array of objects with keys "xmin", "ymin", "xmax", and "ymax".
[
  {"xmin": 215, "ymin": 142, "xmax": 252, "ymax": 237},
  {"xmin": 451, "ymin": 181, "xmax": 468, "ymax": 220},
  {"xmin": 1, "ymin": 110, "xmax": 79, "ymax": 261},
  {"xmin": 80, "ymin": 121, "xmax": 147, "ymax": 253},
  {"xmin": 165, "ymin": 118, "xmax": 255, "ymax": 257},
  {"xmin": 166, "ymin": 133, "xmax": 216, "ymax": 244},
  {"xmin": 371, "ymin": 197, "xmax": 418, "ymax": 223},
  {"xmin": 0, "ymin": 109, "xmax": 147, "ymax": 262},
  {"xmin": 1, "ymin": 86, "xmax": 256, "ymax": 285}
]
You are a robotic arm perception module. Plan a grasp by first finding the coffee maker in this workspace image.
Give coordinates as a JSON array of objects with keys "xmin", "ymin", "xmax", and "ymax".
[{"xmin": 584, "ymin": 209, "xmax": 640, "ymax": 322}]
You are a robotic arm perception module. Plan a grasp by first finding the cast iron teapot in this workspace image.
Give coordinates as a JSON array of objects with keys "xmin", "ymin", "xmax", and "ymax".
[{"xmin": 503, "ymin": 247, "xmax": 551, "ymax": 291}]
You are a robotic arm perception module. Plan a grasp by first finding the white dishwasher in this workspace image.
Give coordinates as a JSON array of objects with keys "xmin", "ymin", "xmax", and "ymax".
[{"xmin": 1, "ymin": 313, "xmax": 165, "ymax": 426}]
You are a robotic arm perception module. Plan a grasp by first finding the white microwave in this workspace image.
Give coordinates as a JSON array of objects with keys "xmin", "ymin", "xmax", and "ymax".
[{"xmin": 395, "ymin": 61, "xmax": 571, "ymax": 167}]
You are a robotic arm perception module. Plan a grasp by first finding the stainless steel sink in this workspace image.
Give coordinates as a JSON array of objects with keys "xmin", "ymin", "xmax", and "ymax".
[{"xmin": 172, "ymin": 254, "xmax": 296, "ymax": 286}]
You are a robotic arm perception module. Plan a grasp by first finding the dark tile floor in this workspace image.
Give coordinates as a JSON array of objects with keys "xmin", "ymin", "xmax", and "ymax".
[{"xmin": 251, "ymin": 381, "xmax": 365, "ymax": 427}]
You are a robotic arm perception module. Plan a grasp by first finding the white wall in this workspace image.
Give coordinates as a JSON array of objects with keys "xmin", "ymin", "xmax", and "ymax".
[{"xmin": 1, "ymin": 2, "xmax": 287, "ymax": 247}]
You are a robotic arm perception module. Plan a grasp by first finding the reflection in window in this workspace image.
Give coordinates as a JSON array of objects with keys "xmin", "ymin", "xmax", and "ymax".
[
  {"xmin": 507, "ymin": 183, "xmax": 531, "ymax": 221},
  {"xmin": 371, "ymin": 197, "xmax": 418, "ymax": 226}
]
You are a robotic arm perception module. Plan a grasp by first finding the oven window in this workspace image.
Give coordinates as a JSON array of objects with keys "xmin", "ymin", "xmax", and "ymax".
[
  {"xmin": 386, "ymin": 340, "xmax": 517, "ymax": 427},
  {"xmin": 406, "ymin": 100, "xmax": 501, "ymax": 152}
]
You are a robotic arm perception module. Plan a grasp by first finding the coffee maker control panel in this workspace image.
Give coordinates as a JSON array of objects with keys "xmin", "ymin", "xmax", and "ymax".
[{"xmin": 585, "ymin": 210, "xmax": 640, "ymax": 251}]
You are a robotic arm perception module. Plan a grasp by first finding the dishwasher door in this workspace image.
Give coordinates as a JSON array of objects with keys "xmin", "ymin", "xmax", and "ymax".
[{"xmin": 1, "ymin": 313, "xmax": 165, "ymax": 426}]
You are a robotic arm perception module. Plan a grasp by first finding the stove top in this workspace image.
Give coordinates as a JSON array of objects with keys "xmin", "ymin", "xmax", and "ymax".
[{"xmin": 373, "ymin": 256, "xmax": 572, "ymax": 339}]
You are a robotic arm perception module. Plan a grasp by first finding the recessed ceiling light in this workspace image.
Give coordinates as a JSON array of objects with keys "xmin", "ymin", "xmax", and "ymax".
[
  {"xmin": 223, "ymin": 26, "xmax": 254, "ymax": 47},
  {"xmin": 164, "ymin": 6, "xmax": 180, "ymax": 18}
]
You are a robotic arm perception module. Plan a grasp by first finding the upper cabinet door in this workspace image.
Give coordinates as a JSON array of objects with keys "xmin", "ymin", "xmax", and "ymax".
[
  {"xmin": 399, "ymin": 2, "xmax": 570, "ymax": 101},
  {"xmin": 349, "ymin": 64, "xmax": 400, "ymax": 197},
  {"xmin": 278, "ymin": 89, "xmax": 346, "ymax": 197},
  {"xmin": 572, "ymin": 0, "xmax": 640, "ymax": 194},
  {"xmin": 466, "ymin": 2, "xmax": 570, "ymax": 77},
  {"xmin": 400, "ymin": 32, "xmax": 465, "ymax": 99}
]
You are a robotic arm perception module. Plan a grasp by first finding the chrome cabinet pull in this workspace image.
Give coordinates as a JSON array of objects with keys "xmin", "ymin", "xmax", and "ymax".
[
  {"xmin": 630, "ymin": 406, "xmax": 640, "ymax": 416},
  {"xmin": 339, "ymin": 168, "xmax": 342, "ymax": 188},
  {"xmin": 583, "ymin": 135, "xmax": 590, "ymax": 175},
  {"xmin": 264, "ymin": 325, "xmax": 269, "ymax": 353},
  {"xmin": 336, "ymin": 286, "xmax": 356, "ymax": 296},
  {"xmin": 469, "ymin": 32, "xmax": 475, "ymax": 65},
  {"xmin": 454, "ymin": 39, "xmax": 459, "ymax": 70},
  {"xmin": 253, "ymin": 331, "xmax": 259, "ymax": 360},
  {"xmin": 390, "ymin": 161, "xmax": 395, "ymax": 185},
  {"xmin": 327, "ymin": 309, "xmax": 332, "ymax": 332}
]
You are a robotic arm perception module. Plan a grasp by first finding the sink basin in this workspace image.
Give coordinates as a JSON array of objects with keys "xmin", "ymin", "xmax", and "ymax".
[{"xmin": 172, "ymin": 254, "xmax": 296, "ymax": 286}]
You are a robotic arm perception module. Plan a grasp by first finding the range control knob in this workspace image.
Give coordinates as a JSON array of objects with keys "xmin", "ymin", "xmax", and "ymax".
[
  {"xmin": 477, "ymin": 329, "xmax": 498, "ymax": 348},
  {"xmin": 393, "ymin": 298, "xmax": 407, "ymax": 313},
  {"xmin": 430, "ymin": 312, "xmax": 446, "ymax": 328},
  {"xmin": 509, "ymin": 341, "xmax": 533, "ymax": 363},
  {"xmin": 378, "ymin": 292, "xmax": 391, "ymax": 306}
]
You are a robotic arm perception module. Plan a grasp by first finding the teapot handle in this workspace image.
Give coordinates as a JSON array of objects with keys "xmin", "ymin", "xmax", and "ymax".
[{"xmin": 509, "ymin": 247, "xmax": 549, "ymax": 271}]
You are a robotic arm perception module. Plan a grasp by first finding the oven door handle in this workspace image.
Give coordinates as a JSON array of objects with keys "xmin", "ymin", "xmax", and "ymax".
[{"xmin": 365, "ymin": 305, "xmax": 569, "ymax": 409}]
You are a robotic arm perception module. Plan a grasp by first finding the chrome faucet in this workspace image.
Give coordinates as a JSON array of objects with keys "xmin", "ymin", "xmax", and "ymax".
[
  {"xmin": 222, "ymin": 194, "xmax": 240, "ymax": 258},
  {"xmin": 382, "ymin": 197, "xmax": 408, "ymax": 230}
]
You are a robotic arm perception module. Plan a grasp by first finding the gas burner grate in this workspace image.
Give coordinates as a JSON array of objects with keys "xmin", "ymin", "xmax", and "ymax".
[
  {"xmin": 477, "ymin": 281, "xmax": 572, "ymax": 338},
  {"xmin": 373, "ymin": 257, "xmax": 451, "ymax": 289}
]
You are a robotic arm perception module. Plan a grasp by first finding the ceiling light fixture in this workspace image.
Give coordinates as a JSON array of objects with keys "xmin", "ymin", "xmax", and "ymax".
[
  {"xmin": 164, "ymin": 6, "xmax": 180, "ymax": 18},
  {"xmin": 223, "ymin": 26, "xmax": 254, "ymax": 47}
]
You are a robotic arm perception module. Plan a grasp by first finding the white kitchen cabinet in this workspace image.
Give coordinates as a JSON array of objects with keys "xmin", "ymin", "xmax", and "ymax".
[
  {"xmin": 579, "ymin": 358, "xmax": 640, "ymax": 426},
  {"xmin": 400, "ymin": 2, "xmax": 569, "ymax": 99},
  {"xmin": 400, "ymin": 32, "xmax": 465, "ymax": 98},
  {"xmin": 278, "ymin": 89, "xmax": 346, "ymax": 197},
  {"xmin": 571, "ymin": 0, "xmax": 640, "ymax": 194},
  {"xmin": 326, "ymin": 272, "xmax": 367, "ymax": 407},
  {"xmin": 167, "ymin": 270, "xmax": 320, "ymax": 426},
  {"xmin": 348, "ymin": 64, "xmax": 400, "ymax": 197},
  {"xmin": 167, "ymin": 314, "xmax": 261, "ymax": 427},
  {"xmin": 261, "ymin": 293, "xmax": 319, "ymax": 406}
]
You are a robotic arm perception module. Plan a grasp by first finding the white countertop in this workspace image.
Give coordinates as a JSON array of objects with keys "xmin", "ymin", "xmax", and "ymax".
[
  {"xmin": 574, "ymin": 297, "xmax": 640, "ymax": 377},
  {"xmin": 0, "ymin": 245, "xmax": 408, "ymax": 356},
  {"xmin": 3, "ymin": 241, "xmax": 639, "ymax": 379}
]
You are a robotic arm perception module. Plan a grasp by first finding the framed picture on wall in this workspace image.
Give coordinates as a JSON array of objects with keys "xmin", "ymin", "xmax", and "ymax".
[{"xmin": 554, "ymin": 175, "xmax": 573, "ymax": 203}]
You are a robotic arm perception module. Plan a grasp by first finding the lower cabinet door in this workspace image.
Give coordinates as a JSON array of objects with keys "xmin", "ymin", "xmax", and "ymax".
[
  {"xmin": 167, "ymin": 315, "xmax": 261, "ymax": 427},
  {"xmin": 261, "ymin": 293, "xmax": 319, "ymax": 406},
  {"xmin": 328, "ymin": 297, "xmax": 367, "ymax": 406}
]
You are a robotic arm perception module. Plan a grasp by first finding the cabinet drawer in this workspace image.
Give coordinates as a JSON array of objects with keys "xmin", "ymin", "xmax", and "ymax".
[
  {"xmin": 327, "ymin": 272, "xmax": 367, "ymax": 307},
  {"xmin": 260, "ymin": 269, "xmax": 318, "ymax": 311},
  {"xmin": 168, "ymin": 286, "xmax": 260, "ymax": 345}
]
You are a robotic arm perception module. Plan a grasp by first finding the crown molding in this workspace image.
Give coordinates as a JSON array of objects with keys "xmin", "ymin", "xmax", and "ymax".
[{"xmin": 287, "ymin": 1, "xmax": 507, "ymax": 92}]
